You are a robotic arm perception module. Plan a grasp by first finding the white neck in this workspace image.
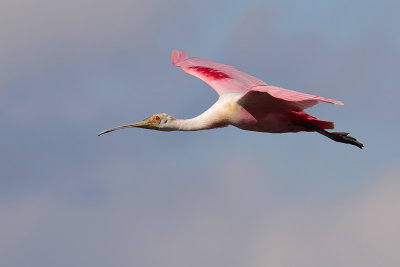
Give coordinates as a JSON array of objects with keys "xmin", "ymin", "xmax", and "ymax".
[
  {"xmin": 168, "ymin": 98, "xmax": 230, "ymax": 131},
  {"xmin": 173, "ymin": 117, "xmax": 217, "ymax": 131}
]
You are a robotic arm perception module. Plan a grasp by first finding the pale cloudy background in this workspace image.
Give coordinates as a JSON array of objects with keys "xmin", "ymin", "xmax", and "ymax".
[{"xmin": 1, "ymin": 0, "xmax": 399, "ymax": 266}]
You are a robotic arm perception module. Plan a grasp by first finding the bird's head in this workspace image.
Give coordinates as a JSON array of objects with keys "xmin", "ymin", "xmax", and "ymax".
[{"xmin": 98, "ymin": 113, "xmax": 176, "ymax": 136}]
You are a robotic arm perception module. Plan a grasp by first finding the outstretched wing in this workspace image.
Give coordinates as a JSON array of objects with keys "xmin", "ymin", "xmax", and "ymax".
[
  {"xmin": 172, "ymin": 50, "xmax": 267, "ymax": 96},
  {"xmin": 172, "ymin": 50, "xmax": 343, "ymax": 111},
  {"xmin": 238, "ymin": 85, "xmax": 343, "ymax": 111}
]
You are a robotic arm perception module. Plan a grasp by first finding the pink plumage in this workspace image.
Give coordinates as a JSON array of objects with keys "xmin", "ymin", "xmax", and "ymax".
[
  {"xmin": 170, "ymin": 50, "xmax": 362, "ymax": 148},
  {"xmin": 171, "ymin": 49, "xmax": 342, "ymax": 107},
  {"xmin": 98, "ymin": 50, "xmax": 363, "ymax": 149}
]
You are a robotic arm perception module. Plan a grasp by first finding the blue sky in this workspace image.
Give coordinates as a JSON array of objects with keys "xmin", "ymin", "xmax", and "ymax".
[{"xmin": 1, "ymin": 0, "xmax": 399, "ymax": 266}]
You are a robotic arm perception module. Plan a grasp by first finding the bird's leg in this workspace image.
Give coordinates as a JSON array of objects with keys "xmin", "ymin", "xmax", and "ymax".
[{"xmin": 305, "ymin": 123, "xmax": 364, "ymax": 149}]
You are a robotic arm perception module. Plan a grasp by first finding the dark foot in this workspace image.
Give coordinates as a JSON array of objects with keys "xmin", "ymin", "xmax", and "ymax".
[
  {"xmin": 305, "ymin": 123, "xmax": 364, "ymax": 149},
  {"xmin": 329, "ymin": 132, "xmax": 364, "ymax": 149}
]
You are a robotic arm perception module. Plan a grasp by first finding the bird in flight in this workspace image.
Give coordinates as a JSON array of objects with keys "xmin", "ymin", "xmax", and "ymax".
[{"xmin": 98, "ymin": 50, "xmax": 363, "ymax": 148}]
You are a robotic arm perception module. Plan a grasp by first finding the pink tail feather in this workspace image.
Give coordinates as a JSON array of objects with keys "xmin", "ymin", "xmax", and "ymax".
[
  {"xmin": 313, "ymin": 119, "xmax": 334, "ymax": 129},
  {"xmin": 288, "ymin": 111, "xmax": 334, "ymax": 130}
]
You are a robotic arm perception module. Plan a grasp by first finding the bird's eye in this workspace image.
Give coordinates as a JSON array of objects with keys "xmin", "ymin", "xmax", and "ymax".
[{"xmin": 155, "ymin": 116, "xmax": 160, "ymax": 121}]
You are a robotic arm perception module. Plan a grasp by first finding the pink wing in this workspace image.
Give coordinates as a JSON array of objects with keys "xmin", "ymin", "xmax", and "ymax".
[
  {"xmin": 172, "ymin": 50, "xmax": 267, "ymax": 96},
  {"xmin": 238, "ymin": 85, "xmax": 343, "ymax": 111},
  {"xmin": 172, "ymin": 50, "xmax": 343, "ymax": 111}
]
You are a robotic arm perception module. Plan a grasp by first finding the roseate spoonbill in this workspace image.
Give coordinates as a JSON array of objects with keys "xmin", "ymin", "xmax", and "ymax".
[{"xmin": 98, "ymin": 50, "xmax": 363, "ymax": 149}]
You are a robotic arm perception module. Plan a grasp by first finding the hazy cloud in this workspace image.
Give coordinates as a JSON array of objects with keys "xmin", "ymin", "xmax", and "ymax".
[{"xmin": 1, "ymin": 0, "xmax": 399, "ymax": 266}]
